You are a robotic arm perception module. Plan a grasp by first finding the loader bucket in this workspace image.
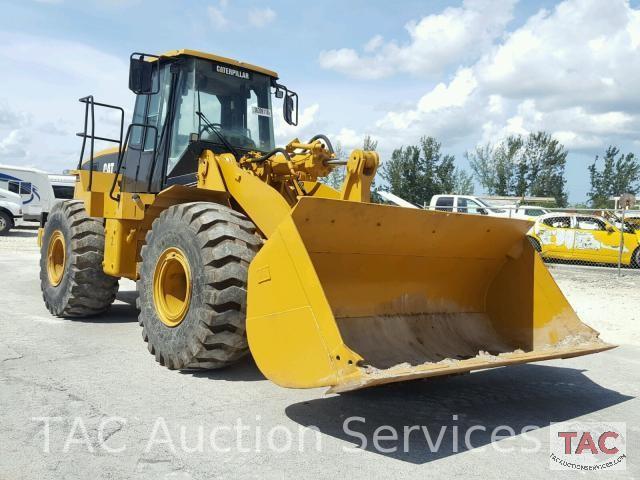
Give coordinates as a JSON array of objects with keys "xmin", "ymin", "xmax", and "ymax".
[{"xmin": 246, "ymin": 198, "xmax": 614, "ymax": 393}]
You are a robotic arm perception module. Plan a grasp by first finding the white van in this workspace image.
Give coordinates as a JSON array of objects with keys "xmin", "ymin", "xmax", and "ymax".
[
  {"xmin": 0, "ymin": 187, "xmax": 22, "ymax": 234},
  {"xmin": 0, "ymin": 165, "xmax": 74, "ymax": 222}
]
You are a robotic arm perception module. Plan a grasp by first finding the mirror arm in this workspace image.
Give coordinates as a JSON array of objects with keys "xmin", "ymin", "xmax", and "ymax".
[{"xmin": 271, "ymin": 80, "xmax": 299, "ymax": 126}]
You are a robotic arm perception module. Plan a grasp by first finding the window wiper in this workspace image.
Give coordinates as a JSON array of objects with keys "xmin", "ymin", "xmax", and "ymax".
[{"xmin": 195, "ymin": 110, "xmax": 240, "ymax": 159}]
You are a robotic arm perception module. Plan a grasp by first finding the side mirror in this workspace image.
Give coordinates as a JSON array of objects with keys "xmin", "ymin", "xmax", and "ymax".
[
  {"xmin": 607, "ymin": 226, "xmax": 616, "ymax": 233},
  {"xmin": 479, "ymin": 208, "xmax": 488, "ymax": 215},
  {"xmin": 129, "ymin": 53, "xmax": 158, "ymax": 94},
  {"xmin": 283, "ymin": 90, "xmax": 298, "ymax": 126}
]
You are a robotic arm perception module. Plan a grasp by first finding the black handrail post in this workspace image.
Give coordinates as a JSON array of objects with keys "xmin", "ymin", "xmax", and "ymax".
[
  {"xmin": 77, "ymin": 99, "xmax": 89, "ymax": 170},
  {"xmin": 88, "ymin": 96, "xmax": 95, "ymax": 190},
  {"xmin": 118, "ymin": 108, "xmax": 124, "ymax": 157},
  {"xmin": 146, "ymin": 127, "xmax": 160, "ymax": 192}
]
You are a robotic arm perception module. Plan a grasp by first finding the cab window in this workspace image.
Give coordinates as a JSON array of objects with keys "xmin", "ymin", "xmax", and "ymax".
[
  {"xmin": 543, "ymin": 217, "xmax": 571, "ymax": 228},
  {"xmin": 129, "ymin": 64, "xmax": 170, "ymax": 151},
  {"xmin": 435, "ymin": 196, "xmax": 454, "ymax": 212},
  {"xmin": 457, "ymin": 198, "xmax": 468, "ymax": 213},
  {"xmin": 576, "ymin": 217, "xmax": 607, "ymax": 231},
  {"xmin": 130, "ymin": 94, "xmax": 146, "ymax": 147},
  {"xmin": 144, "ymin": 65, "xmax": 170, "ymax": 151}
]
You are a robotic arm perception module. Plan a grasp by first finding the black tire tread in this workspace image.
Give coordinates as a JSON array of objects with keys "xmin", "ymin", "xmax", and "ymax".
[
  {"xmin": 138, "ymin": 202, "xmax": 261, "ymax": 370},
  {"xmin": 0, "ymin": 210, "xmax": 13, "ymax": 235},
  {"xmin": 40, "ymin": 200, "xmax": 119, "ymax": 317}
]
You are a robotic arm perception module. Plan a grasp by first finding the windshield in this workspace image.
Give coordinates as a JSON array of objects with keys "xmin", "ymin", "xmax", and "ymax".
[
  {"xmin": 168, "ymin": 58, "xmax": 275, "ymax": 172},
  {"xmin": 476, "ymin": 198, "xmax": 506, "ymax": 213}
]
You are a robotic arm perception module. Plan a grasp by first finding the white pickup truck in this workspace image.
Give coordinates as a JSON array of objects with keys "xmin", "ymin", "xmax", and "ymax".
[
  {"xmin": 428, "ymin": 194, "xmax": 549, "ymax": 220},
  {"xmin": 0, "ymin": 188, "xmax": 22, "ymax": 235},
  {"xmin": 429, "ymin": 194, "xmax": 507, "ymax": 216}
]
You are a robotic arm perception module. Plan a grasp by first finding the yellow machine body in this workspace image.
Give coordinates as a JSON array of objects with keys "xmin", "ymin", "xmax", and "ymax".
[
  {"xmin": 48, "ymin": 49, "xmax": 612, "ymax": 392},
  {"xmin": 60, "ymin": 142, "xmax": 614, "ymax": 392}
]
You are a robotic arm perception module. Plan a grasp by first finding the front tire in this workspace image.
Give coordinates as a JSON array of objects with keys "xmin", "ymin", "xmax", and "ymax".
[
  {"xmin": 0, "ymin": 211, "xmax": 13, "ymax": 235},
  {"xmin": 632, "ymin": 247, "xmax": 640, "ymax": 268},
  {"xmin": 40, "ymin": 200, "xmax": 119, "ymax": 317},
  {"xmin": 137, "ymin": 202, "xmax": 262, "ymax": 370}
]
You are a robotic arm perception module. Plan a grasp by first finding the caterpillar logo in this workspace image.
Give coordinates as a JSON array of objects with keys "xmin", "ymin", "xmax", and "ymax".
[{"xmin": 216, "ymin": 65, "xmax": 250, "ymax": 80}]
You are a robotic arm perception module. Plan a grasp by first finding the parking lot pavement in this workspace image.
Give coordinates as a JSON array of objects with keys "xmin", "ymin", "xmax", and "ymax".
[{"xmin": 1, "ymin": 229, "xmax": 638, "ymax": 479}]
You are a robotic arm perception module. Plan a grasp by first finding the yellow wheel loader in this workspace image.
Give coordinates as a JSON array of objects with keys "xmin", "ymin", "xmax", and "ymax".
[{"xmin": 39, "ymin": 50, "xmax": 613, "ymax": 392}]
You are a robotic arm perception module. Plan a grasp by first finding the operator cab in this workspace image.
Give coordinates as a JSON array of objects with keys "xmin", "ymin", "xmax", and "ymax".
[{"xmin": 79, "ymin": 50, "xmax": 298, "ymax": 195}]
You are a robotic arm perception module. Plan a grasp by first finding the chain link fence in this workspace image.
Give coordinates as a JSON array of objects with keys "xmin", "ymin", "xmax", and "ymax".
[
  {"xmin": 522, "ymin": 207, "xmax": 640, "ymax": 276},
  {"xmin": 426, "ymin": 202, "xmax": 640, "ymax": 276}
]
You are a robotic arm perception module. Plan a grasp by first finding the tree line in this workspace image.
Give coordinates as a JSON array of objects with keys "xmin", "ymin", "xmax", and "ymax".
[{"xmin": 325, "ymin": 131, "xmax": 640, "ymax": 208}]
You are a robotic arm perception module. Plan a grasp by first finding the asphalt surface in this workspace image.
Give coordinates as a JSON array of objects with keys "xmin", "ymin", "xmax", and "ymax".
[{"xmin": 1, "ymin": 225, "xmax": 638, "ymax": 479}]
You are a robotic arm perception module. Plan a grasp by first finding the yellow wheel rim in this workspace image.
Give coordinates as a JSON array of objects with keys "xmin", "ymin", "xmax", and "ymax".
[
  {"xmin": 47, "ymin": 230, "xmax": 66, "ymax": 287},
  {"xmin": 153, "ymin": 247, "xmax": 192, "ymax": 327}
]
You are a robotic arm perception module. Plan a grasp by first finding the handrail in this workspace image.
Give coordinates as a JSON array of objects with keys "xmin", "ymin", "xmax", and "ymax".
[{"xmin": 76, "ymin": 95, "xmax": 125, "ymax": 191}]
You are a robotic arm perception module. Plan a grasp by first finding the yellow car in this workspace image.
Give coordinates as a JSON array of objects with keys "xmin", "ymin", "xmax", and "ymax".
[{"xmin": 527, "ymin": 213, "xmax": 640, "ymax": 267}]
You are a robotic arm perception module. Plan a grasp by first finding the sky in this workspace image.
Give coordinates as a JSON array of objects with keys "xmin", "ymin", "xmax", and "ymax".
[{"xmin": 0, "ymin": 0, "xmax": 639, "ymax": 203}]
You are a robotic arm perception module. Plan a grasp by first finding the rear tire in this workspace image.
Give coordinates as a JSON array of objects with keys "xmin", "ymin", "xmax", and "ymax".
[
  {"xmin": 632, "ymin": 247, "xmax": 640, "ymax": 268},
  {"xmin": 137, "ymin": 202, "xmax": 262, "ymax": 370},
  {"xmin": 0, "ymin": 211, "xmax": 13, "ymax": 235},
  {"xmin": 40, "ymin": 200, "xmax": 119, "ymax": 317}
]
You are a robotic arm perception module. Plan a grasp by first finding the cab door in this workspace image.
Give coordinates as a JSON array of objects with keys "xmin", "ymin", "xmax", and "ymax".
[
  {"xmin": 121, "ymin": 63, "xmax": 172, "ymax": 194},
  {"xmin": 573, "ymin": 216, "xmax": 620, "ymax": 264}
]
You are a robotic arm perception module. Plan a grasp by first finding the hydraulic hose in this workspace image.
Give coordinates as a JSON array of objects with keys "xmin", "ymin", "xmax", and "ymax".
[
  {"xmin": 307, "ymin": 134, "xmax": 334, "ymax": 154},
  {"xmin": 248, "ymin": 148, "xmax": 292, "ymax": 164}
]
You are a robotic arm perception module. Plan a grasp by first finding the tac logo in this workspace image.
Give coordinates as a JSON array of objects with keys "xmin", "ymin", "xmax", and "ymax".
[{"xmin": 549, "ymin": 422, "xmax": 626, "ymax": 471}]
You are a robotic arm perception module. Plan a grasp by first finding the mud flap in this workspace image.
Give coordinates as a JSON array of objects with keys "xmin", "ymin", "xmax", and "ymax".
[{"xmin": 246, "ymin": 198, "xmax": 615, "ymax": 392}]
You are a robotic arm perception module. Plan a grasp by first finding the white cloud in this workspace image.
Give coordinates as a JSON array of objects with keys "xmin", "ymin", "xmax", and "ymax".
[
  {"xmin": 0, "ymin": 130, "xmax": 28, "ymax": 159},
  {"xmin": 363, "ymin": 35, "xmax": 384, "ymax": 53},
  {"xmin": 333, "ymin": 128, "xmax": 362, "ymax": 151},
  {"xmin": 247, "ymin": 7, "xmax": 276, "ymax": 28},
  {"xmin": 0, "ymin": 32, "xmax": 130, "ymax": 172},
  {"xmin": 352, "ymin": 0, "xmax": 640, "ymax": 160},
  {"xmin": 319, "ymin": 0, "xmax": 516, "ymax": 79},
  {"xmin": 0, "ymin": 100, "xmax": 31, "ymax": 128},
  {"xmin": 207, "ymin": 6, "xmax": 229, "ymax": 29},
  {"xmin": 476, "ymin": 0, "xmax": 640, "ymax": 114},
  {"xmin": 376, "ymin": 68, "xmax": 478, "ymax": 134},
  {"xmin": 274, "ymin": 103, "xmax": 320, "ymax": 144}
]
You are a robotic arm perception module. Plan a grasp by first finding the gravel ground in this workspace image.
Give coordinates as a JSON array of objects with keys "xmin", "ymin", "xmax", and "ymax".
[
  {"xmin": 548, "ymin": 264, "xmax": 640, "ymax": 347},
  {"xmin": 1, "ymin": 224, "xmax": 638, "ymax": 479}
]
